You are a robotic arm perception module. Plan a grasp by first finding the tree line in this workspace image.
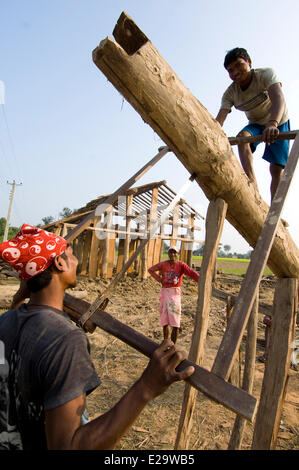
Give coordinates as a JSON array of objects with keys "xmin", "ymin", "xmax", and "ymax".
[
  {"xmin": 0, "ymin": 217, "xmax": 19, "ymax": 243},
  {"xmin": 0, "ymin": 207, "xmax": 74, "ymax": 243},
  {"xmin": 193, "ymin": 243, "xmax": 252, "ymax": 259}
]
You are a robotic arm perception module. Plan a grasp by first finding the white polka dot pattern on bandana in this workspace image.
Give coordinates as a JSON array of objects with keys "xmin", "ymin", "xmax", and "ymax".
[{"xmin": 0, "ymin": 224, "xmax": 67, "ymax": 280}]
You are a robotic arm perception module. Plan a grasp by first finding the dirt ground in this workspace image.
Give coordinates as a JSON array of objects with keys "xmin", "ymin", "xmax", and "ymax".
[{"xmin": 0, "ymin": 272, "xmax": 298, "ymax": 450}]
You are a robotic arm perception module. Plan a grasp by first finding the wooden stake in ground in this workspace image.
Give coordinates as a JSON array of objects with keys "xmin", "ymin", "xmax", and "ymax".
[
  {"xmin": 226, "ymin": 296, "xmax": 241, "ymax": 388},
  {"xmin": 212, "ymin": 134, "xmax": 299, "ymax": 381},
  {"xmin": 251, "ymin": 278, "xmax": 297, "ymax": 450},
  {"xmin": 228, "ymin": 295, "xmax": 258, "ymax": 449},
  {"xmin": 175, "ymin": 198, "xmax": 227, "ymax": 450},
  {"xmin": 92, "ymin": 11, "xmax": 299, "ymax": 278}
]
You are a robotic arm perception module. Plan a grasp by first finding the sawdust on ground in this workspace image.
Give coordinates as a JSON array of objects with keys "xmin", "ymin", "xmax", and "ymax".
[{"xmin": 0, "ymin": 273, "xmax": 298, "ymax": 450}]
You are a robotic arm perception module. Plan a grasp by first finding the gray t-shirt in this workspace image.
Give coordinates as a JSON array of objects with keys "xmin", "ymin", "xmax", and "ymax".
[
  {"xmin": 0, "ymin": 304, "xmax": 100, "ymax": 449},
  {"xmin": 220, "ymin": 68, "xmax": 289, "ymax": 125}
]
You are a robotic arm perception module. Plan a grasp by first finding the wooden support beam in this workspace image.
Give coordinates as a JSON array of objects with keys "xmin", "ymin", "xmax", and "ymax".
[
  {"xmin": 54, "ymin": 225, "xmax": 62, "ymax": 235},
  {"xmin": 175, "ymin": 198, "xmax": 227, "ymax": 450},
  {"xmin": 141, "ymin": 212, "xmax": 150, "ymax": 279},
  {"xmin": 101, "ymin": 206, "xmax": 113, "ymax": 279},
  {"xmin": 161, "ymin": 236, "xmax": 203, "ymax": 243},
  {"xmin": 179, "ymin": 239, "xmax": 188, "ymax": 264},
  {"xmin": 229, "ymin": 130, "xmax": 298, "ymax": 146},
  {"xmin": 61, "ymin": 223, "xmax": 68, "ymax": 238},
  {"xmin": 63, "ymin": 222, "xmax": 202, "ymax": 243},
  {"xmin": 187, "ymin": 213, "xmax": 195, "ymax": 267},
  {"xmin": 88, "ymin": 217, "xmax": 100, "ymax": 279},
  {"xmin": 65, "ymin": 146, "xmax": 169, "ymax": 243},
  {"xmin": 154, "ymin": 238, "xmax": 162, "ymax": 265},
  {"xmin": 251, "ymin": 278, "xmax": 297, "ymax": 450},
  {"xmin": 42, "ymin": 210, "xmax": 93, "ymax": 230},
  {"xmin": 212, "ymin": 135, "xmax": 299, "ymax": 381},
  {"xmin": 127, "ymin": 239, "xmax": 135, "ymax": 274},
  {"xmin": 92, "ymin": 12, "xmax": 299, "ymax": 278},
  {"xmin": 125, "ymin": 180, "xmax": 166, "ymax": 197},
  {"xmin": 133, "ymin": 237, "xmax": 141, "ymax": 272},
  {"xmin": 170, "ymin": 204, "xmax": 179, "ymax": 248},
  {"xmin": 63, "ymin": 293, "xmax": 257, "ymax": 422},
  {"xmin": 123, "ymin": 194, "xmax": 133, "ymax": 277},
  {"xmin": 141, "ymin": 242, "xmax": 148, "ymax": 280},
  {"xmin": 226, "ymin": 297, "xmax": 241, "ymax": 388},
  {"xmin": 160, "ymin": 222, "xmax": 166, "ymax": 261},
  {"xmin": 228, "ymin": 295, "xmax": 258, "ymax": 449},
  {"xmin": 147, "ymin": 188, "xmax": 158, "ymax": 267},
  {"xmin": 97, "ymin": 239, "xmax": 104, "ymax": 277},
  {"xmin": 116, "ymin": 238, "xmax": 125, "ymax": 273},
  {"xmin": 107, "ymin": 238, "xmax": 116, "ymax": 278},
  {"xmin": 80, "ymin": 230, "xmax": 92, "ymax": 275},
  {"xmin": 75, "ymin": 236, "xmax": 84, "ymax": 274}
]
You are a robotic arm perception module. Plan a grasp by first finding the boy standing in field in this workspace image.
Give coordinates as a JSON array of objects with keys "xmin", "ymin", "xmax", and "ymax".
[
  {"xmin": 148, "ymin": 246, "xmax": 199, "ymax": 344},
  {"xmin": 216, "ymin": 47, "xmax": 290, "ymax": 203}
]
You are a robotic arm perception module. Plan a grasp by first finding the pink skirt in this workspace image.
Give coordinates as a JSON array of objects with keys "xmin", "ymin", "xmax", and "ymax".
[{"xmin": 159, "ymin": 287, "xmax": 181, "ymax": 327}]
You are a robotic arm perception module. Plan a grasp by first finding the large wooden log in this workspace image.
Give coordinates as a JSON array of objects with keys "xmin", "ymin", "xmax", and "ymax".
[{"xmin": 92, "ymin": 12, "xmax": 299, "ymax": 278}]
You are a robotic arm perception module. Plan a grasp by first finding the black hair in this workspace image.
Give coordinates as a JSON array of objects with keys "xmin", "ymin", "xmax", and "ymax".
[
  {"xmin": 26, "ymin": 250, "xmax": 68, "ymax": 293},
  {"xmin": 224, "ymin": 48, "xmax": 251, "ymax": 69},
  {"xmin": 27, "ymin": 265, "xmax": 53, "ymax": 293}
]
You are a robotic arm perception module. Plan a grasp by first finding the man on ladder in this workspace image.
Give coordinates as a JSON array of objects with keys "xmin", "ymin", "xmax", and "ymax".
[
  {"xmin": 216, "ymin": 47, "xmax": 292, "ymax": 362},
  {"xmin": 216, "ymin": 47, "xmax": 290, "ymax": 205}
]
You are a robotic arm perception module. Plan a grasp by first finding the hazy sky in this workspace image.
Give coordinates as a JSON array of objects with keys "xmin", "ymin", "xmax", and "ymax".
[{"xmin": 1, "ymin": 0, "xmax": 298, "ymax": 253}]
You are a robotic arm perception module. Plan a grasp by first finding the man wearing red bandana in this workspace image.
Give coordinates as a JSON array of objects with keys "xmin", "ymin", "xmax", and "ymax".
[
  {"xmin": 0, "ymin": 224, "xmax": 194, "ymax": 450},
  {"xmin": 0, "ymin": 224, "xmax": 68, "ymax": 280}
]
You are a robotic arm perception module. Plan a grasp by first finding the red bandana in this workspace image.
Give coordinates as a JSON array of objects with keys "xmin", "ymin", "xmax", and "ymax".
[{"xmin": 0, "ymin": 224, "xmax": 67, "ymax": 280}]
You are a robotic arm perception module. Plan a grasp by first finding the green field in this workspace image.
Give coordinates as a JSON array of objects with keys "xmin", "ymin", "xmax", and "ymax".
[
  {"xmin": 192, "ymin": 255, "xmax": 273, "ymax": 276},
  {"xmin": 161, "ymin": 254, "xmax": 273, "ymax": 276}
]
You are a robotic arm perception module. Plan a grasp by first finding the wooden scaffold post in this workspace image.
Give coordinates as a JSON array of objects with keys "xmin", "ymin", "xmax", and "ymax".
[
  {"xmin": 175, "ymin": 198, "xmax": 227, "ymax": 449},
  {"xmin": 228, "ymin": 295, "xmax": 258, "ymax": 449},
  {"xmin": 251, "ymin": 278, "xmax": 298, "ymax": 449},
  {"xmin": 123, "ymin": 193, "xmax": 134, "ymax": 277}
]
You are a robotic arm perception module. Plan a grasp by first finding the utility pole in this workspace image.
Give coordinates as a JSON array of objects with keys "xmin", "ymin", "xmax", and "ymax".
[{"xmin": 3, "ymin": 180, "xmax": 22, "ymax": 242}]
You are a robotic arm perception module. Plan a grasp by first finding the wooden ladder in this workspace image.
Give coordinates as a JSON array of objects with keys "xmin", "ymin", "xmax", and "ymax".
[{"xmin": 175, "ymin": 132, "xmax": 299, "ymax": 449}]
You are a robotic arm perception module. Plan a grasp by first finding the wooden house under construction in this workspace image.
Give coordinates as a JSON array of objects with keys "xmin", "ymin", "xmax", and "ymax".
[{"xmin": 43, "ymin": 180, "xmax": 204, "ymax": 280}]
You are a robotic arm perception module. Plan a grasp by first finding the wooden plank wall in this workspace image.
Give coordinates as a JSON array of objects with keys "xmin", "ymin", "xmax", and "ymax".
[{"xmin": 69, "ymin": 188, "xmax": 198, "ymax": 279}]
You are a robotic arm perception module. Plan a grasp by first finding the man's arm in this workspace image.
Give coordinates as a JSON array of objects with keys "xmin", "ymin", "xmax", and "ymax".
[
  {"xmin": 263, "ymin": 82, "xmax": 286, "ymax": 144},
  {"xmin": 45, "ymin": 340, "xmax": 194, "ymax": 450},
  {"xmin": 215, "ymin": 108, "xmax": 230, "ymax": 126},
  {"xmin": 148, "ymin": 263, "xmax": 162, "ymax": 284}
]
